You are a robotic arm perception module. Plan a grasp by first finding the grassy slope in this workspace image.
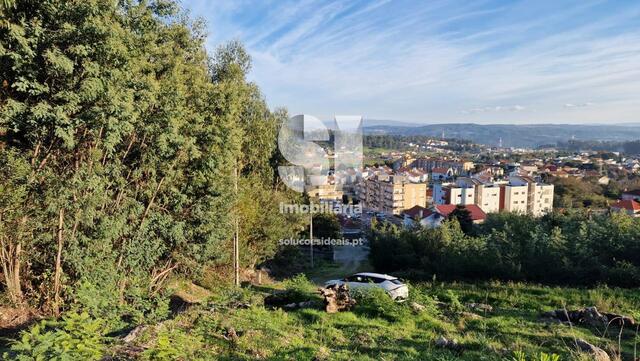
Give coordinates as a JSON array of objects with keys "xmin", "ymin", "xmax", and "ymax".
[{"xmin": 124, "ymin": 279, "xmax": 640, "ymax": 361}]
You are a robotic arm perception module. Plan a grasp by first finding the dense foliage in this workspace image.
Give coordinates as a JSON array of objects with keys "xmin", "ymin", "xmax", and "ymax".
[
  {"xmin": 0, "ymin": 0, "xmax": 304, "ymax": 318},
  {"xmin": 370, "ymin": 211, "xmax": 640, "ymax": 287}
]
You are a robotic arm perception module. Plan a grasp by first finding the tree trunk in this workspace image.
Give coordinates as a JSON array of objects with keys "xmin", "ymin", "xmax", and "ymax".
[
  {"xmin": 53, "ymin": 208, "xmax": 64, "ymax": 316},
  {"xmin": 233, "ymin": 166, "xmax": 240, "ymax": 287},
  {"xmin": 0, "ymin": 214, "xmax": 24, "ymax": 305},
  {"xmin": 0, "ymin": 241, "xmax": 24, "ymax": 305}
]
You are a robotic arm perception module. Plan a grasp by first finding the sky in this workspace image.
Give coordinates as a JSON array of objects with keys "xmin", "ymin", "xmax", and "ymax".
[{"xmin": 180, "ymin": 0, "xmax": 640, "ymax": 125}]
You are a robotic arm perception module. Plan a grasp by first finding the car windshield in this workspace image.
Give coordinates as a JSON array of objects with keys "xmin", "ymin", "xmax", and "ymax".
[{"xmin": 389, "ymin": 279, "xmax": 403, "ymax": 285}]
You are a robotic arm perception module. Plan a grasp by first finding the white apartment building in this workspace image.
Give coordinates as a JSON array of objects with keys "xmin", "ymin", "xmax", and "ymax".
[
  {"xmin": 433, "ymin": 176, "xmax": 554, "ymax": 216},
  {"xmin": 475, "ymin": 183, "xmax": 501, "ymax": 214},
  {"xmin": 502, "ymin": 184, "xmax": 528, "ymax": 213},
  {"xmin": 433, "ymin": 181, "xmax": 475, "ymax": 206}
]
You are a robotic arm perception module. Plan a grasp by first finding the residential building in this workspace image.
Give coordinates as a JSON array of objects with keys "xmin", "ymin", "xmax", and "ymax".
[
  {"xmin": 622, "ymin": 189, "xmax": 640, "ymax": 202},
  {"xmin": 432, "ymin": 175, "xmax": 553, "ymax": 216},
  {"xmin": 611, "ymin": 199, "xmax": 640, "ymax": 217},
  {"xmin": 431, "ymin": 167, "xmax": 454, "ymax": 181},
  {"xmin": 358, "ymin": 174, "xmax": 427, "ymax": 215},
  {"xmin": 402, "ymin": 204, "xmax": 487, "ymax": 228}
]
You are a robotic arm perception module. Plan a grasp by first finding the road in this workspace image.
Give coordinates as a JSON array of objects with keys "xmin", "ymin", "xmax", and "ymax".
[{"xmin": 333, "ymin": 242, "xmax": 370, "ymax": 276}]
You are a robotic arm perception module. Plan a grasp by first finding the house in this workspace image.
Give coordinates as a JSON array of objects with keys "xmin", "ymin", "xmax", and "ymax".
[
  {"xmin": 611, "ymin": 199, "xmax": 640, "ymax": 217},
  {"xmin": 402, "ymin": 205, "xmax": 438, "ymax": 228},
  {"xmin": 402, "ymin": 204, "xmax": 487, "ymax": 228},
  {"xmin": 621, "ymin": 189, "xmax": 640, "ymax": 202},
  {"xmin": 431, "ymin": 167, "xmax": 454, "ymax": 181},
  {"xmin": 434, "ymin": 204, "xmax": 487, "ymax": 224}
]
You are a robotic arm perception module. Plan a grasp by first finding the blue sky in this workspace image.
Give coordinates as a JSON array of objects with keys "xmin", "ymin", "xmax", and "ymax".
[{"xmin": 181, "ymin": 0, "xmax": 640, "ymax": 124}]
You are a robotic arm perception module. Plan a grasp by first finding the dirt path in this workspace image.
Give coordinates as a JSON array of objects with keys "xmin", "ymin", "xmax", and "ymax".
[{"xmin": 308, "ymin": 243, "xmax": 371, "ymax": 285}]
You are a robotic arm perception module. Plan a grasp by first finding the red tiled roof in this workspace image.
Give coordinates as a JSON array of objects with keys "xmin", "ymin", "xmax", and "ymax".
[
  {"xmin": 434, "ymin": 204, "xmax": 487, "ymax": 221},
  {"xmin": 402, "ymin": 205, "xmax": 433, "ymax": 219},
  {"xmin": 611, "ymin": 200, "xmax": 640, "ymax": 212}
]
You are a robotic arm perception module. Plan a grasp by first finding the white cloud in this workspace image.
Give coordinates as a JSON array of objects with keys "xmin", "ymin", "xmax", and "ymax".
[
  {"xmin": 183, "ymin": 0, "xmax": 640, "ymax": 124},
  {"xmin": 462, "ymin": 105, "xmax": 526, "ymax": 114},
  {"xmin": 564, "ymin": 102, "xmax": 594, "ymax": 108}
]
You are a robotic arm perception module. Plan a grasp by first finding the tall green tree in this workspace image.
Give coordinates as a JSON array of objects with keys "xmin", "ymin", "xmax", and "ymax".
[{"xmin": 0, "ymin": 0, "xmax": 246, "ymax": 314}]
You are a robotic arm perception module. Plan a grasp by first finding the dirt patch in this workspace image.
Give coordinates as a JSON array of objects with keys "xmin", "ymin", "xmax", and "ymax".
[{"xmin": 0, "ymin": 307, "xmax": 39, "ymax": 338}]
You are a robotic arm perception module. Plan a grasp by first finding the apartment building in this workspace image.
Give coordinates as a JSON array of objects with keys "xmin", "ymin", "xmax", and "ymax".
[
  {"xmin": 508, "ymin": 176, "xmax": 554, "ymax": 216},
  {"xmin": 433, "ymin": 176, "xmax": 553, "ymax": 216},
  {"xmin": 501, "ymin": 182, "xmax": 529, "ymax": 214},
  {"xmin": 359, "ymin": 174, "xmax": 427, "ymax": 215}
]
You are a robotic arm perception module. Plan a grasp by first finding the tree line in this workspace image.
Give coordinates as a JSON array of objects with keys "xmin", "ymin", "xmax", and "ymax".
[
  {"xmin": 556, "ymin": 139, "xmax": 640, "ymax": 155},
  {"xmin": 369, "ymin": 211, "xmax": 640, "ymax": 287},
  {"xmin": 0, "ymin": 0, "xmax": 306, "ymax": 319}
]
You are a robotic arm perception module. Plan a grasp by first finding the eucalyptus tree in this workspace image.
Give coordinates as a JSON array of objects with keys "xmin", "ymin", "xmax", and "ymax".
[{"xmin": 0, "ymin": 0, "xmax": 242, "ymax": 313}]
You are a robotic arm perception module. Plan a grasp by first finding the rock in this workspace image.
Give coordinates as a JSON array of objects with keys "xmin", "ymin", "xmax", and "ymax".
[
  {"xmin": 466, "ymin": 303, "xmax": 493, "ymax": 313},
  {"xmin": 435, "ymin": 336, "xmax": 460, "ymax": 350},
  {"xmin": 319, "ymin": 285, "xmax": 356, "ymax": 313},
  {"xmin": 582, "ymin": 307, "xmax": 605, "ymax": 327},
  {"xmin": 283, "ymin": 301, "xmax": 316, "ymax": 310},
  {"xmin": 435, "ymin": 336, "xmax": 449, "ymax": 347},
  {"xmin": 461, "ymin": 311, "xmax": 483, "ymax": 320},
  {"xmin": 541, "ymin": 307, "xmax": 634, "ymax": 328},
  {"xmin": 411, "ymin": 302, "xmax": 426, "ymax": 313},
  {"xmin": 123, "ymin": 325, "xmax": 147, "ymax": 344},
  {"xmin": 602, "ymin": 312, "xmax": 635, "ymax": 327},
  {"xmin": 224, "ymin": 327, "xmax": 240, "ymax": 343},
  {"xmin": 575, "ymin": 339, "xmax": 610, "ymax": 361}
]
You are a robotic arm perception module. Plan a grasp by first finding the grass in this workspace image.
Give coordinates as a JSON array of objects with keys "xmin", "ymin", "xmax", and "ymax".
[{"xmin": 103, "ymin": 278, "xmax": 640, "ymax": 361}]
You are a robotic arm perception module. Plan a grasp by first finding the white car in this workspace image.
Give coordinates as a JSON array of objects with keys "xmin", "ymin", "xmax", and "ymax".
[{"xmin": 324, "ymin": 272, "xmax": 409, "ymax": 301}]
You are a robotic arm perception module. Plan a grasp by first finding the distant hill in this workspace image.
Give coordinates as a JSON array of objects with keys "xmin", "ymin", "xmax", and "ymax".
[{"xmin": 364, "ymin": 123, "xmax": 640, "ymax": 148}]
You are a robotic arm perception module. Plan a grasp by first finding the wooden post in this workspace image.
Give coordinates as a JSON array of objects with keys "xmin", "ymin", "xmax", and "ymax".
[
  {"xmin": 53, "ymin": 208, "xmax": 64, "ymax": 315},
  {"xmin": 309, "ymin": 212, "xmax": 314, "ymax": 268},
  {"xmin": 233, "ymin": 166, "xmax": 240, "ymax": 287}
]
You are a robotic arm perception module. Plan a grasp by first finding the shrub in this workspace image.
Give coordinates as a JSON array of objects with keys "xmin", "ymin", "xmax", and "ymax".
[
  {"xmin": 141, "ymin": 328, "xmax": 203, "ymax": 361},
  {"xmin": 351, "ymin": 287, "xmax": 408, "ymax": 322},
  {"xmin": 281, "ymin": 274, "xmax": 319, "ymax": 303},
  {"xmin": 509, "ymin": 351, "xmax": 561, "ymax": 361},
  {"xmin": 4, "ymin": 312, "xmax": 106, "ymax": 361}
]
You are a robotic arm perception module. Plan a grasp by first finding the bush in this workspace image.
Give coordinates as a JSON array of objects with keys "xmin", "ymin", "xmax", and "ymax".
[
  {"xmin": 141, "ymin": 328, "xmax": 203, "ymax": 361},
  {"xmin": 351, "ymin": 287, "xmax": 408, "ymax": 322},
  {"xmin": 72, "ymin": 280, "xmax": 170, "ymax": 330},
  {"xmin": 4, "ymin": 312, "xmax": 106, "ymax": 361},
  {"xmin": 438, "ymin": 290, "xmax": 464, "ymax": 314},
  {"xmin": 281, "ymin": 274, "xmax": 318, "ymax": 303}
]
